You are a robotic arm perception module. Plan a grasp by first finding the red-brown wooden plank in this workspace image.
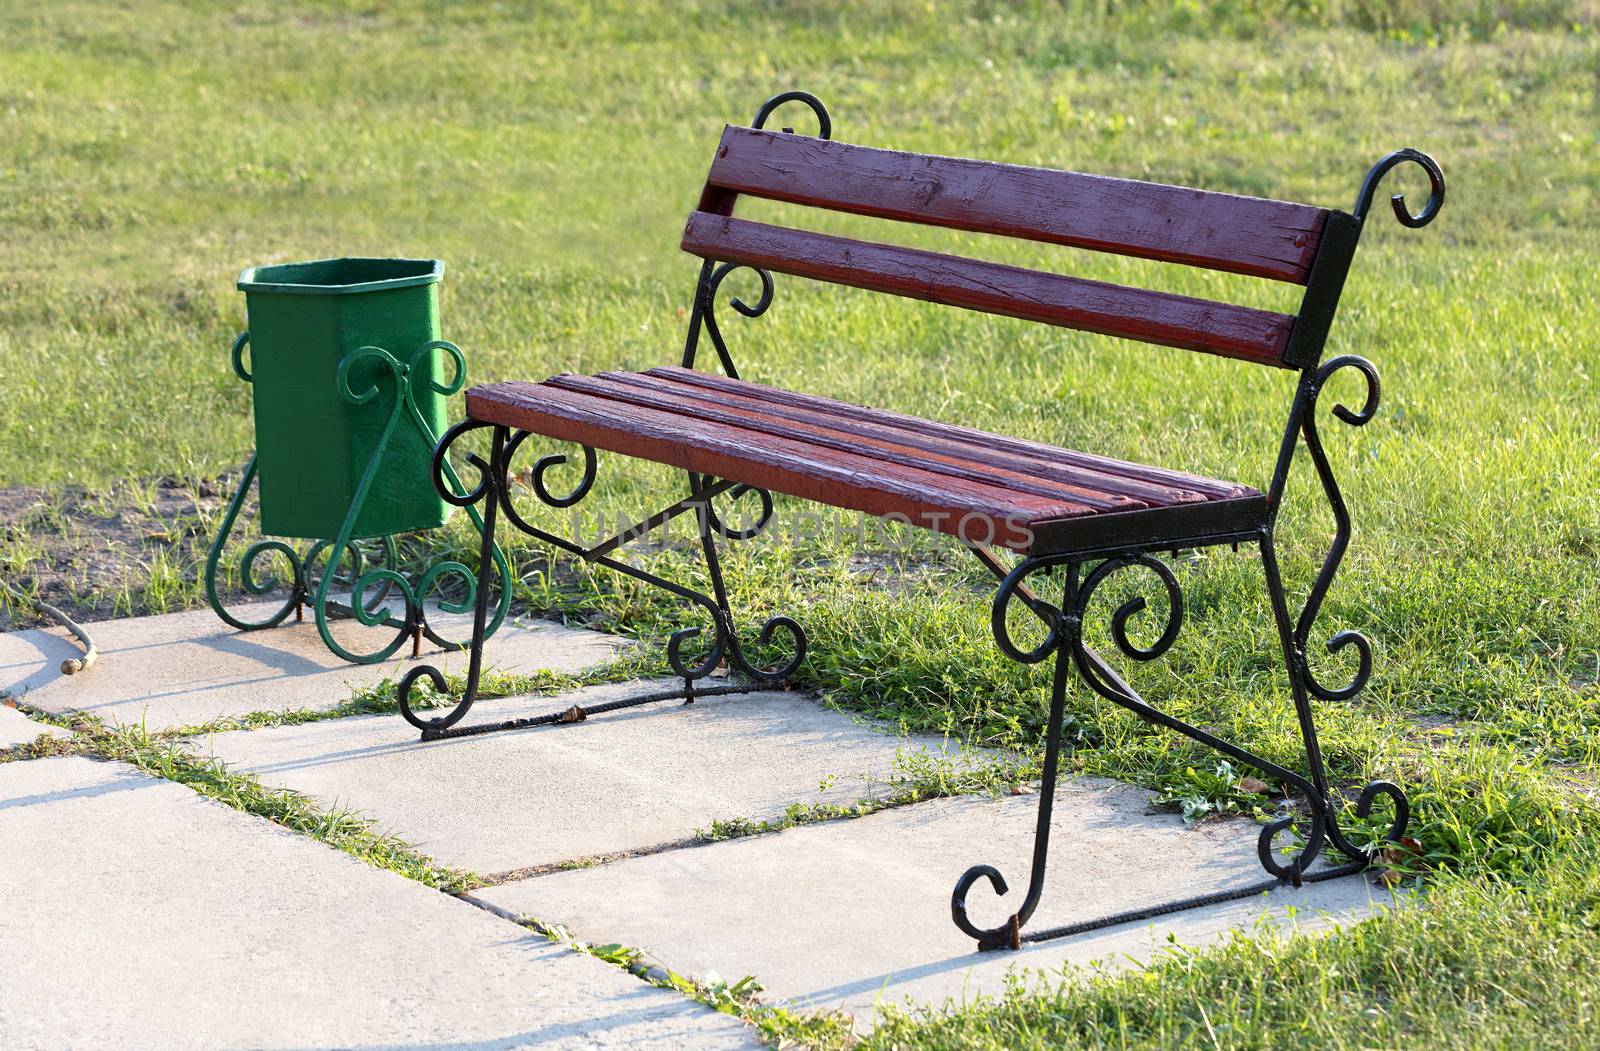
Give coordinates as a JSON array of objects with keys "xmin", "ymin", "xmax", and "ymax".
[
  {"xmin": 642, "ymin": 367, "xmax": 1255, "ymax": 501},
  {"xmin": 548, "ymin": 372, "xmax": 1140, "ymax": 510},
  {"xmin": 467, "ymin": 380, "xmax": 1092, "ymax": 550},
  {"xmin": 681, "ymin": 213, "xmax": 1296, "ymax": 367},
  {"xmin": 471, "ymin": 381, "xmax": 1074, "ymax": 517},
  {"xmin": 593, "ymin": 369, "xmax": 1246, "ymax": 509},
  {"xmin": 704, "ymin": 126, "xmax": 1329, "ymax": 283},
  {"xmin": 601, "ymin": 370, "xmax": 1178, "ymax": 504}
]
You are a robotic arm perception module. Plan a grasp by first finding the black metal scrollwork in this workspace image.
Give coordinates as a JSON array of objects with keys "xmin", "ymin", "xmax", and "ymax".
[
  {"xmin": 751, "ymin": 89, "xmax": 832, "ymax": 138},
  {"xmin": 1295, "ymin": 354, "xmax": 1380, "ymax": 703},
  {"xmin": 682, "ymin": 87, "xmax": 831, "ymax": 380},
  {"xmin": 660, "ymin": 607, "xmax": 806, "ymax": 686},
  {"xmin": 676, "ymin": 92, "xmax": 835, "ymax": 531},
  {"xmin": 429, "ymin": 419, "xmax": 495, "ymax": 506},
  {"xmin": 666, "ymin": 622, "xmax": 727, "ymax": 681},
  {"xmin": 986, "ymin": 554, "xmax": 1185, "ymax": 677},
  {"xmin": 989, "ymin": 558, "xmax": 1062, "ymax": 664},
  {"xmin": 695, "ymin": 478, "xmax": 774, "ymax": 542},
  {"xmin": 502, "ymin": 428, "xmax": 597, "ymax": 512},
  {"xmin": 1079, "ymin": 555, "xmax": 1185, "ymax": 663},
  {"xmin": 954, "ymin": 544, "xmax": 1412, "ymax": 947},
  {"xmin": 1353, "ymin": 148, "xmax": 1445, "ymax": 228},
  {"xmin": 494, "ymin": 417, "xmax": 809, "ymax": 688},
  {"xmin": 397, "ymin": 421, "xmax": 515, "ymax": 732},
  {"xmin": 1256, "ymin": 806, "xmax": 1329, "ymax": 881},
  {"xmin": 957, "ymin": 557, "xmax": 1074, "ymax": 949},
  {"xmin": 686, "ymin": 261, "xmax": 775, "ymax": 381},
  {"xmin": 397, "ymin": 412, "xmax": 809, "ymax": 734},
  {"xmin": 951, "ymin": 863, "xmax": 1020, "ymax": 950},
  {"xmin": 733, "ymin": 614, "xmax": 808, "ymax": 684}
]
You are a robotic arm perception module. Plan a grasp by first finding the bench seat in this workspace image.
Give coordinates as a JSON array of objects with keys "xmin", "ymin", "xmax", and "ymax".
[{"xmin": 466, "ymin": 366, "xmax": 1266, "ymax": 556}]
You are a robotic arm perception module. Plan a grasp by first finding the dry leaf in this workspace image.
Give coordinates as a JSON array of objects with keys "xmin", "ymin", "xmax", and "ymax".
[
  {"xmin": 1381, "ymin": 836, "xmax": 1424, "ymax": 863},
  {"xmin": 1377, "ymin": 836, "xmax": 1425, "ymax": 884}
]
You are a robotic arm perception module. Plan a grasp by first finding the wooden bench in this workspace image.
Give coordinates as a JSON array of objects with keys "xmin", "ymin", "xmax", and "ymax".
[{"xmin": 399, "ymin": 91, "xmax": 1445, "ymax": 951}]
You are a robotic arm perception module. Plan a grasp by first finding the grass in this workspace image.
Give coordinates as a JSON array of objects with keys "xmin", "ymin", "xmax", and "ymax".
[
  {"xmin": 519, "ymin": 913, "xmax": 858, "ymax": 1048},
  {"xmin": 697, "ymin": 745, "xmax": 1039, "ymax": 842},
  {"xmin": 3, "ymin": 0, "xmax": 1599, "ymax": 1046},
  {"xmin": 862, "ymin": 842, "xmax": 1600, "ymax": 1049}
]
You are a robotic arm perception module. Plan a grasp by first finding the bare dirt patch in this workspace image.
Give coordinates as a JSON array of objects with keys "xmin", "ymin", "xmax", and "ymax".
[{"xmin": 0, "ymin": 474, "xmax": 237, "ymax": 631}]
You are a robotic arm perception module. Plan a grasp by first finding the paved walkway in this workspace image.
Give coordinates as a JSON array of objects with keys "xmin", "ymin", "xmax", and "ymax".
[
  {"xmin": 0, "ymin": 607, "xmax": 1405, "ymax": 1042},
  {"xmin": 0, "ymin": 603, "xmax": 622, "ymax": 730},
  {"xmin": 477, "ymin": 784, "xmax": 1394, "ymax": 1025},
  {"xmin": 198, "ymin": 680, "xmax": 969, "ymax": 874},
  {"xmin": 0, "ymin": 703, "xmax": 64, "ymax": 747},
  {"xmin": 0, "ymin": 757, "xmax": 755, "ymax": 1050}
]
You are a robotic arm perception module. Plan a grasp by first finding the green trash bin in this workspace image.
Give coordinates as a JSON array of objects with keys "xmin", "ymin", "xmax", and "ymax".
[
  {"xmin": 236, "ymin": 257, "xmax": 453, "ymax": 540},
  {"xmin": 207, "ymin": 255, "xmax": 512, "ymax": 665}
]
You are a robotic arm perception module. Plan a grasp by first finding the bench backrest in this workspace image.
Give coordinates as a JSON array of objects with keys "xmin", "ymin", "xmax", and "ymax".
[{"xmin": 680, "ymin": 107, "xmax": 1422, "ymax": 372}]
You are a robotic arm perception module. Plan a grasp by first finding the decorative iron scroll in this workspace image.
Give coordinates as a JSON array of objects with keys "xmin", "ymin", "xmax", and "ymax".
[
  {"xmin": 953, "ymin": 547, "xmax": 1412, "ymax": 949},
  {"xmin": 752, "ymin": 90, "xmax": 832, "ymax": 138},
  {"xmin": 1293, "ymin": 354, "xmax": 1381, "ymax": 702},
  {"xmin": 394, "ymin": 421, "xmax": 808, "ymax": 734},
  {"xmin": 1353, "ymin": 148, "xmax": 1445, "ymax": 228},
  {"xmin": 206, "ymin": 336, "xmax": 511, "ymax": 663}
]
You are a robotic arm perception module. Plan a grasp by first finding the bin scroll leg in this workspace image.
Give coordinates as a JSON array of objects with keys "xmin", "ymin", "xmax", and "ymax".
[{"xmin": 205, "ymin": 333, "xmax": 512, "ymax": 663}]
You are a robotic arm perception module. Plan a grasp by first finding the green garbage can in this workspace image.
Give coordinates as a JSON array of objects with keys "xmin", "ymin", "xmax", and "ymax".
[
  {"xmin": 207, "ymin": 254, "xmax": 512, "ymax": 665},
  {"xmin": 237, "ymin": 257, "xmax": 452, "ymax": 539}
]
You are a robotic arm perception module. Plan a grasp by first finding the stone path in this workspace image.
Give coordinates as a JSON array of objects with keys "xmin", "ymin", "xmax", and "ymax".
[
  {"xmin": 196, "ymin": 680, "xmax": 971, "ymax": 874},
  {"xmin": 0, "ymin": 703, "xmax": 65, "ymax": 747},
  {"xmin": 476, "ymin": 782, "xmax": 1398, "ymax": 1026},
  {"xmin": 0, "ymin": 608, "xmax": 1405, "ymax": 1043},
  {"xmin": 0, "ymin": 756, "xmax": 756, "ymax": 1050},
  {"xmin": 0, "ymin": 602, "xmax": 622, "ymax": 730}
]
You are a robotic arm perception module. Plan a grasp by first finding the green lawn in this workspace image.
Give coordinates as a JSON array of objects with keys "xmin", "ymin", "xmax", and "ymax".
[{"xmin": 3, "ymin": 1, "xmax": 1599, "ymax": 1046}]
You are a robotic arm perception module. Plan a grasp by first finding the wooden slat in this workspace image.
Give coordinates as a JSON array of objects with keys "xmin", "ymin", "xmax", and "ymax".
[
  {"xmin": 705, "ymin": 126, "xmax": 1329, "ymax": 283},
  {"xmin": 467, "ymin": 381, "xmax": 1078, "ymax": 551},
  {"xmin": 609, "ymin": 369, "xmax": 1248, "ymax": 505},
  {"xmin": 548, "ymin": 373, "xmax": 1138, "ymax": 510},
  {"xmin": 638, "ymin": 367, "xmax": 1254, "ymax": 501},
  {"xmin": 682, "ymin": 213, "xmax": 1296, "ymax": 367}
]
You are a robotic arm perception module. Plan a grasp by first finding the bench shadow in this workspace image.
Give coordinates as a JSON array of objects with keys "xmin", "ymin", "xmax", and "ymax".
[
  {"xmin": 0, "ymin": 765, "xmax": 160, "ymax": 812},
  {"xmin": 792, "ymin": 877, "xmax": 1381, "ymax": 1013},
  {"xmin": 225, "ymin": 686, "xmax": 952, "ymax": 780}
]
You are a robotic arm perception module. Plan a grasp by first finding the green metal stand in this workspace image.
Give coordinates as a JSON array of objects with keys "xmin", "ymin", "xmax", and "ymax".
[{"xmin": 205, "ymin": 333, "xmax": 511, "ymax": 664}]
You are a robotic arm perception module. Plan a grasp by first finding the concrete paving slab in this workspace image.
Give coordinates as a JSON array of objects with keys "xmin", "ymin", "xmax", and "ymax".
[
  {"xmin": 0, "ymin": 601, "xmax": 623, "ymax": 731},
  {"xmin": 0, "ymin": 756, "xmax": 755, "ymax": 1051},
  {"xmin": 0, "ymin": 703, "xmax": 66, "ymax": 747},
  {"xmin": 477, "ymin": 782, "xmax": 1406, "ymax": 1028},
  {"xmin": 198, "ymin": 680, "xmax": 975, "ymax": 875}
]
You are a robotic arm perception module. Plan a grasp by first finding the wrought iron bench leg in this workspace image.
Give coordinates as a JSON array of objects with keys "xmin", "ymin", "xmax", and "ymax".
[
  {"xmin": 1259, "ymin": 532, "xmax": 1410, "ymax": 875},
  {"xmin": 952, "ymin": 543, "xmax": 1411, "ymax": 950},
  {"xmin": 396, "ymin": 427, "xmax": 507, "ymax": 735},
  {"xmin": 395, "ymin": 425, "xmax": 809, "ymax": 741},
  {"xmin": 952, "ymin": 568, "xmax": 1077, "ymax": 951}
]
